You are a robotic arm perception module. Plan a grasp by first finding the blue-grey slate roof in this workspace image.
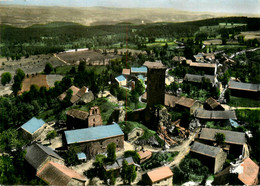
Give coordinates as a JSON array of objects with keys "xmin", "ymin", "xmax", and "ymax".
[
  {"xmin": 77, "ymin": 152, "xmax": 87, "ymax": 160},
  {"xmin": 229, "ymin": 80, "xmax": 260, "ymax": 92},
  {"xmin": 65, "ymin": 123, "xmax": 124, "ymax": 144},
  {"xmin": 191, "ymin": 141, "xmax": 221, "ymax": 158},
  {"xmin": 131, "ymin": 66, "xmax": 147, "ymax": 73},
  {"xmin": 115, "ymin": 75, "xmax": 126, "ymax": 82},
  {"xmin": 21, "ymin": 117, "xmax": 46, "ymax": 134}
]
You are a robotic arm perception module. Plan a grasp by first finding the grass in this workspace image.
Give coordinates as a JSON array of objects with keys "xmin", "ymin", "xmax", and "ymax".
[
  {"xmin": 37, "ymin": 108, "xmax": 56, "ymax": 122},
  {"xmin": 52, "ymin": 65, "xmax": 76, "ymax": 75},
  {"xmin": 228, "ymin": 96, "xmax": 260, "ymax": 107}
]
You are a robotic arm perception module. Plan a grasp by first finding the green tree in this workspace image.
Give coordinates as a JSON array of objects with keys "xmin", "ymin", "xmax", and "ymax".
[
  {"xmin": 65, "ymin": 145, "xmax": 80, "ymax": 166},
  {"xmin": 0, "ymin": 129, "xmax": 24, "ymax": 153},
  {"xmin": 1, "ymin": 72, "xmax": 12, "ymax": 86},
  {"xmin": 127, "ymin": 164, "xmax": 137, "ymax": 184},
  {"xmin": 106, "ymin": 143, "xmax": 116, "ymax": 163},
  {"xmin": 121, "ymin": 160, "xmax": 128, "ymax": 184},
  {"xmin": 78, "ymin": 61, "xmax": 86, "ymax": 72},
  {"xmin": 45, "ymin": 130, "xmax": 57, "ymax": 143},
  {"xmin": 224, "ymin": 89, "xmax": 231, "ymax": 103},
  {"xmin": 215, "ymin": 133, "xmax": 225, "ymax": 145},
  {"xmin": 12, "ymin": 68, "xmax": 25, "ymax": 96},
  {"xmin": 124, "ymin": 150, "xmax": 140, "ymax": 164},
  {"xmin": 44, "ymin": 63, "xmax": 53, "ymax": 74}
]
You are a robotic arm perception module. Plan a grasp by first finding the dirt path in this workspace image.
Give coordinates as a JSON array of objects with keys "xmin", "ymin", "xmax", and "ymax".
[{"xmin": 53, "ymin": 53, "xmax": 69, "ymax": 65}]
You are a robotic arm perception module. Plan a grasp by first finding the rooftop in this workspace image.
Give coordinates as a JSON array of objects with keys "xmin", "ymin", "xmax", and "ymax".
[
  {"xmin": 190, "ymin": 62, "xmax": 216, "ymax": 68},
  {"xmin": 190, "ymin": 141, "xmax": 222, "ymax": 158},
  {"xmin": 21, "ymin": 117, "xmax": 46, "ymax": 134},
  {"xmin": 195, "ymin": 109, "xmax": 237, "ymax": 120},
  {"xmin": 122, "ymin": 68, "xmax": 131, "ymax": 75},
  {"xmin": 143, "ymin": 61, "xmax": 166, "ymax": 69},
  {"xmin": 25, "ymin": 142, "xmax": 63, "ymax": 170},
  {"xmin": 238, "ymin": 157, "xmax": 259, "ymax": 185},
  {"xmin": 199, "ymin": 128, "xmax": 246, "ymax": 145},
  {"xmin": 58, "ymin": 85, "xmax": 80, "ymax": 101},
  {"xmin": 165, "ymin": 94, "xmax": 197, "ymax": 108},
  {"xmin": 37, "ymin": 161, "xmax": 86, "ymax": 185},
  {"xmin": 228, "ymin": 80, "xmax": 260, "ymax": 92},
  {"xmin": 64, "ymin": 123, "xmax": 124, "ymax": 144},
  {"xmin": 205, "ymin": 97, "xmax": 222, "ymax": 110},
  {"xmin": 66, "ymin": 109, "xmax": 89, "ymax": 120},
  {"xmin": 137, "ymin": 150, "xmax": 152, "ymax": 159},
  {"xmin": 147, "ymin": 166, "xmax": 173, "ymax": 183},
  {"xmin": 184, "ymin": 74, "xmax": 215, "ymax": 84},
  {"xmin": 115, "ymin": 75, "xmax": 126, "ymax": 82},
  {"xmin": 131, "ymin": 66, "xmax": 148, "ymax": 73}
]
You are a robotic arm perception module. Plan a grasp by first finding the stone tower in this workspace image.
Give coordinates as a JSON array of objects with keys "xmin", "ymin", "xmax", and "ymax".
[{"xmin": 143, "ymin": 61, "xmax": 166, "ymax": 108}]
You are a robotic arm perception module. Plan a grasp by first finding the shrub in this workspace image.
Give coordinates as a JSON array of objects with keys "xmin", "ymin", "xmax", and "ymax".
[{"xmin": 1, "ymin": 72, "xmax": 12, "ymax": 86}]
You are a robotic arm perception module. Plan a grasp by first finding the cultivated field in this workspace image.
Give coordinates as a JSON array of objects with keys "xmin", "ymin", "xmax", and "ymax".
[
  {"xmin": 20, "ymin": 74, "xmax": 49, "ymax": 93},
  {"xmin": 239, "ymin": 31, "xmax": 260, "ymax": 40}
]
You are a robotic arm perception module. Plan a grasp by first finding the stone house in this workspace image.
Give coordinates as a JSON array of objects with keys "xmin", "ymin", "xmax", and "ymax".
[
  {"xmin": 66, "ymin": 106, "xmax": 102, "ymax": 129},
  {"xmin": 194, "ymin": 109, "xmax": 237, "ymax": 120},
  {"xmin": 190, "ymin": 141, "xmax": 227, "ymax": 174},
  {"xmin": 37, "ymin": 161, "xmax": 86, "ymax": 186},
  {"xmin": 184, "ymin": 74, "xmax": 217, "ymax": 87},
  {"xmin": 189, "ymin": 62, "xmax": 217, "ymax": 75},
  {"xmin": 198, "ymin": 128, "xmax": 246, "ymax": 157},
  {"xmin": 137, "ymin": 150, "xmax": 152, "ymax": 163},
  {"xmin": 64, "ymin": 123, "xmax": 124, "ymax": 159},
  {"xmin": 115, "ymin": 75, "xmax": 127, "ymax": 87},
  {"xmin": 213, "ymin": 157, "xmax": 259, "ymax": 185},
  {"xmin": 164, "ymin": 94, "xmax": 203, "ymax": 114},
  {"xmin": 142, "ymin": 166, "xmax": 173, "ymax": 186},
  {"xmin": 20, "ymin": 117, "xmax": 47, "ymax": 140},
  {"xmin": 204, "ymin": 97, "xmax": 225, "ymax": 111},
  {"xmin": 104, "ymin": 157, "xmax": 135, "ymax": 175},
  {"xmin": 25, "ymin": 142, "xmax": 64, "ymax": 173},
  {"xmin": 228, "ymin": 80, "xmax": 260, "ymax": 99}
]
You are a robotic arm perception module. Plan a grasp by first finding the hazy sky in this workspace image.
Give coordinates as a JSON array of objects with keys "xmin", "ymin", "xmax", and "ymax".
[{"xmin": 1, "ymin": 0, "xmax": 259, "ymax": 14}]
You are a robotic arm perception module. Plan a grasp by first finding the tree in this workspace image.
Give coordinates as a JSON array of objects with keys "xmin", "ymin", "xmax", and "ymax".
[
  {"xmin": 224, "ymin": 89, "xmax": 231, "ymax": 103},
  {"xmin": 45, "ymin": 130, "xmax": 57, "ymax": 143},
  {"xmin": 106, "ymin": 143, "xmax": 116, "ymax": 163},
  {"xmin": 1, "ymin": 72, "xmax": 12, "ymax": 86},
  {"xmin": 215, "ymin": 133, "xmax": 225, "ymax": 145},
  {"xmin": 78, "ymin": 61, "xmax": 86, "ymax": 72},
  {"xmin": 127, "ymin": 164, "xmax": 137, "ymax": 184},
  {"xmin": 44, "ymin": 63, "xmax": 53, "ymax": 74},
  {"xmin": 124, "ymin": 150, "xmax": 140, "ymax": 164},
  {"xmin": 12, "ymin": 69, "xmax": 25, "ymax": 96},
  {"xmin": 0, "ymin": 129, "xmax": 24, "ymax": 153},
  {"xmin": 65, "ymin": 145, "xmax": 80, "ymax": 166},
  {"xmin": 121, "ymin": 160, "xmax": 128, "ymax": 184}
]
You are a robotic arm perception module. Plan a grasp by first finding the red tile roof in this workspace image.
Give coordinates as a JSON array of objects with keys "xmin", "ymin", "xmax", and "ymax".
[
  {"xmin": 190, "ymin": 62, "xmax": 216, "ymax": 68},
  {"xmin": 122, "ymin": 69, "xmax": 131, "ymax": 75},
  {"xmin": 137, "ymin": 150, "xmax": 152, "ymax": 160},
  {"xmin": 238, "ymin": 158, "xmax": 259, "ymax": 185},
  {"xmin": 147, "ymin": 166, "xmax": 173, "ymax": 183},
  {"xmin": 37, "ymin": 161, "xmax": 86, "ymax": 185}
]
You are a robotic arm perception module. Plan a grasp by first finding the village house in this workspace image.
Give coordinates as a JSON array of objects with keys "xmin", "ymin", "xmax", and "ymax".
[
  {"xmin": 198, "ymin": 128, "xmax": 246, "ymax": 157},
  {"xmin": 115, "ymin": 75, "xmax": 127, "ymax": 87},
  {"xmin": 66, "ymin": 106, "xmax": 102, "ymax": 130},
  {"xmin": 204, "ymin": 97, "xmax": 225, "ymax": 111},
  {"xmin": 25, "ymin": 142, "xmax": 64, "ymax": 173},
  {"xmin": 58, "ymin": 86, "xmax": 94, "ymax": 104},
  {"xmin": 213, "ymin": 157, "xmax": 259, "ymax": 185},
  {"xmin": 194, "ymin": 109, "xmax": 237, "ymax": 120},
  {"xmin": 142, "ymin": 166, "xmax": 173, "ymax": 186},
  {"xmin": 190, "ymin": 141, "xmax": 227, "ymax": 174},
  {"xmin": 164, "ymin": 94, "xmax": 203, "ymax": 114},
  {"xmin": 137, "ymin": 150, "xmax": 152, "ymax": 163},
  {"xmin": 189, "ymin": 62, "xmax": 217, "ymax": 75},
  {"xmin": 228, "ymin": 80, "xmax": 260, "ymax": 99},
  {"xmin": 172, "ymin": 56, "xmax": 186, "ymax": 63},
  {"xmin": 37, "ymin": 161, "xmax": 87, "ymax": 186},
  {"xmin": 20, "ymin": 117, "xmax": 47, "ymax": 140},
  {"xmin": 64, "ymin": 123, "xmax": 124, "ymax": 159},
  {"xmin": 184, "ymin": 74, "xmax": 217, "ymax": 86},
  {"xmin": 193, "ymin": 53, "xmax": 204, "ymax": 62},
  {"xmin": 104, "ymin": 157, "xmax": 135, "ymax": 174}
]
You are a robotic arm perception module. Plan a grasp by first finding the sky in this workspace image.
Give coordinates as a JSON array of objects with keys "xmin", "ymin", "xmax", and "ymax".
[{"xmin": 0, "ymin": 0, "xmax": 260, "ymax": 15}]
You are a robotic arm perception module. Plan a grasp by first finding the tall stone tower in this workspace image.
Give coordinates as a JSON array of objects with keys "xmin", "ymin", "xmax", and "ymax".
[{"xmin": 143, "ymin": 61, "xmax": 166, "ymax": 108}]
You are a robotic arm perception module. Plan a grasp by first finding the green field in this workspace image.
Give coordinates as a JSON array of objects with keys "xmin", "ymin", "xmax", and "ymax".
[{"xmin": 228, "ymin": 96, "xmax": 260, "ymax": 107}]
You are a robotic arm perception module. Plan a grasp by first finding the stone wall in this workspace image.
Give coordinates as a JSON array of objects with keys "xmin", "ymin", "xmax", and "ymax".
[
  {"xmin": 70, "ymin": 135, "xmax": 124, "ymax": 160},
  {"xmin": 214, "ymin": 150, "xmax": 227, "ymax": 174}
]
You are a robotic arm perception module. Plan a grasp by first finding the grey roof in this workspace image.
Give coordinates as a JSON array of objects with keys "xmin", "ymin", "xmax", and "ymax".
[
  {"xmin": 21, "ymin": 117, "xmax": 46, "ymax": 134},
  {"xmin": 229, "ymin": 80, "xmax": 260, "ymax": 92},
  {"xmin": 25, "ymin": 142, "xmax": 63, "ymax": 169},
  {"xmin": 195, "ymin": 109, "xmax": 237, "ymax": 120},
  {"xmin": 117, "ymin": 157, "xmax": 134, "ymax": 167},
  {"xmin": 64, "ymin": 123, "xmax": 124, "ymax": 144},
  {"xmin": 191, "ymin": 141, "xmax": 221, "ymax": 158},
  {"xmin": 199, "ymin": 128, "xmax": 246, "ymax": 145},
  {"xmin": 184, "ymin": 74, "xmax": 215, "ymax": 84}
]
